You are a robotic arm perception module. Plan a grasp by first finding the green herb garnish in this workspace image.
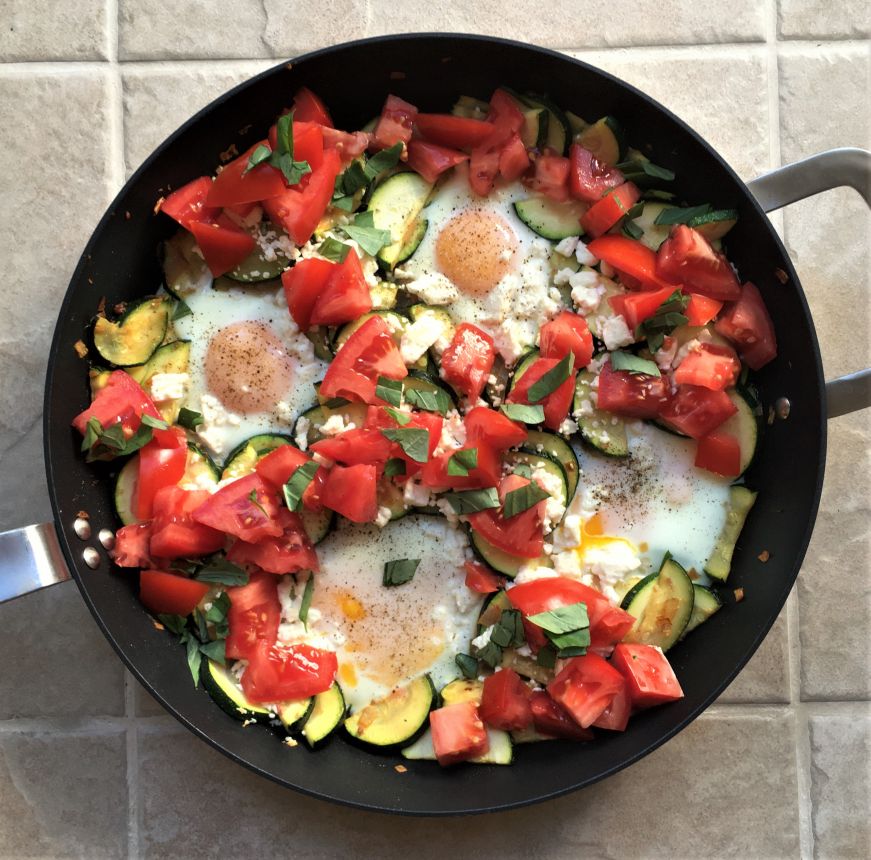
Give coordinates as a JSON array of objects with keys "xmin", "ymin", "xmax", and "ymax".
[
  {"xmin": 447, "ymin": 447, "xmax": 478, "ymax": 477},
  {"xmin": 381, "ymin": 427, "xmax": 430, "ymax": 463},
  {"xmin": 403, "ymin": 385, "xmax": 451, "ymax": 415},
  {"xmin": 341, "ymin": 210, "xmax": 392, "ymax": 257},
  {"xmin": 654, "ymin": 203, "xmax": 712, "ymax": 226},
  {"xmin": 177, "ymin": 407, "xmax": 203, "ymax": 430},
  {"xmin": 375, "ymin": 376, "xmax": 403, "ymax": 407},
  {"xmin": 140, "ymin": 413, "xmax": 169, "ymax": 431},
  {"xmin": 383, "ymin": 558, "xmax": 421, "ymax": 587},
  {"xmin": 455, "ymin": 653, "xmax": 479, "ymax": 680},
  {"xmin": 283, "ymin": 460, "xmax": 319, "ymax": 512},
  {"xmin": 299, "ymin": 574, "xmax": 315, "ymax": 628},
  {"xmin": 172, "ymin": 298, "xmax": 193, "ymax": 321},
  {"xmin": 610, "ymin": 350, "xmax": 661, "ymax": 377},
  {"xmin": 526, "ymin": 352, "xmax": 575, "ymax": 403},
  {"xmin": 383, "ymin": 457, "xmax": 407, "ymax": 477},
  {"xmin": 443, "ymin": 487, "xmax": 501, "ymax": 515},
  {"xmin": 500, "ymin": 402, "xmax": 545, "ymax": 424},
  {"xmin": 194, "ymin": 556, "xmax": 249, "ymax": 587},
  {"xmin": 527, "ymin": 603, "xmax": 590, "ymax": 635},
  {"xmin": 502, "ymin": 481, "xmax": 549, "ymax": 519},
  {"xmin": 246, "ymin": 112, "xmax": 311, "ymax": 186},
  {"xmin": 318, "ymin": 237, "xmax": 352, "ymax": 263},
  {"xmin": 635, "ymin": 289, "xmax": 689, "ymax": 353}
]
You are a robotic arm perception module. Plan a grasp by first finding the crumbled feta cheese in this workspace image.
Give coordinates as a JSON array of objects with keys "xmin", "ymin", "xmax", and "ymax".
[
  {"xmin": 255, "ymin": 223, "xmax": 295, "ymax": 261},
  {"xmin": 512, "ymin": 564, "xmax": 558, "ymax": 585},
  {"xmin": 374, "ymin": 506, "xmax": 393, "ymax": 528},
  {"xmin": 318, "ymin": 414, "xmax": 354, "ymax": 436},
  {"xmin": 403, "ymin": 478, "xmax": 433, "ymax": 508},
  {"xmin": 471, "ymin": 625, "xmax": 494, "ymax": 650},
  {"xmin": 435, "ymin": 497, "xmax": 460, "ymax": 527},
  {"xmin": 397, "ymin": 270, "xmax": 459, "ymax": 305},
  {"xmin": 568, "ymin": 269, "xmax": 608, "ymax": 314},
  {"xmin": 532, "ymin": 466, "xmax": 567, "ymax": 533},
  {"xmin": 601, "ymin": 315, "xmax": 635, "ymax": 350},
  {"xmin": 400, "ymin": 313, "xmax": 445, "ymax": 364},
  {"xmin": 654, "ymin": 336, "xmax": 679, "ymax": 371},
  {"xmin": 558, "ymin": 418, "xmax": 578, "ymax": 437},
  {"xmin": 553, "ymin": 550, "xmax": 582, "ymax": 577},
  {"xmin": 575, "ymin": 239, "xmax": 599, "ymax": 267},
  {"xmin": 554, "ymin": 236, "xmax": 579, "ymax": 257},
  {"xmin": 294, "ymin": 416, "xmax": 310, "ymax": 451},
  {"xmin": 196, "ymin": 393, "xmax": 243, "ymax": 456},
  {"xmin": 148, "ymin": 372, "xmax": 189, "ymax": 403},
  {"xmin": 553, "ymin": 513, "xmax": 583, "ymax": 551},
  {"xmin": 434, "ymin": 409, "xmax": 466, "ymax": 457},
  {"xmin": 583, "ymin": 541, "xmax": 641, "ymax": 586}
]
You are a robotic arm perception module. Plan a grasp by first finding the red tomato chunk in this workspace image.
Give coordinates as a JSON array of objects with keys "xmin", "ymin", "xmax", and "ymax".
[{"xmin": 429, "ymin": 701, "xmax": 490, "ymax": 766}]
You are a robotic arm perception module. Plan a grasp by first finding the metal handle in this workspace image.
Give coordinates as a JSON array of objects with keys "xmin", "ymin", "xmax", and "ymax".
[
  {"xmin": 746, "ymin": 147, "xmax": 871, "ymax": 418},
  {"xmin": 0, "ymin": 522, "xmax": 71, "ymax": 604}
]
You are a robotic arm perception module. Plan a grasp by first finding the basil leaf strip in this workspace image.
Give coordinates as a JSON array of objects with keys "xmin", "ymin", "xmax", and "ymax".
[
  {"xmin": 283, "ymin": 460, "xmax": 320, "ymax": 512},
  {"xmin": 141, "ymin": 413, "xmax": 169, "ymax": 430},
  {"xmin": 526, "ymin": 352, "xmax": 575, "ymax": 403},
  {"xmin": 194, "ymin": 557, "xmax": 249, "ymax": 587},
  {"xmin": 635, "ymin": 289, "xmax": 689, "ymax": 353},
  {"xmin": 244, "ymin": 143, "xmax": 272, "ymax": 174},
  {"xmin": 299, "ymin": 575, "xmax": 315, "ymax": 629},
  {"xmin": 455, "ymin": 653, "xmax": 478, "ymax": 680},
  {"xmin": 444, "ymin": 487, "xmax": 500, "ymax": 515},
  {"xmin": 384, "ymin": 407, "xmax": 411, "ymax": 426},
  {"xmin": 318, "ymin": 237, "xmax": 352, "ymax": 263},
  {"xmin": 610, "ymin": 350, "xmax": 661, "ymax": 377},
  {"xmin": 447, "ymin": 447, "xmax": 478, "ymax": 477},
  {"xmin": 500, "ymin": 402, "xmax": 545, "ymax": 424},
  {"xmin": 403, "ymin": 385, "xmax": 451, "ymax": 415},
  {"xmin": 172, "ymin": 298, "xmax": 193, "ymax": 321},
  {"xmin": 383, "ymin": 558, "xmax": 421, "ymax": 587},
  {"xmin": 375, "ymin": 376, "xmax": 403, "ymax": 407},
  {"xmin": 177, "ymin": 407, "xmax": 203, "ymax": 430},
  {"xmin": 383, "ymin": 457, "xmax": 407, "ymax": 477},
  {"xmin": 381, "ymin": 427, "xmax": 430, "ymax": 463},
  {"xmin": 653, "ymin": 203, "xmax": 712, "ymax": 226},
  {"xmin": 527, "ymin": 602, "xmax": 590, "ymax": 635},
  {"xmin": 502, "ymin": 481, "xmax": 550, "ymax": 519}
]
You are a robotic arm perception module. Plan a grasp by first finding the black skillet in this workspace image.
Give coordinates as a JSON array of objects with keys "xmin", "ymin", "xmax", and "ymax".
[{"xmin": 3, "ymin": 34, "xmax": 869, "ymax": 815}]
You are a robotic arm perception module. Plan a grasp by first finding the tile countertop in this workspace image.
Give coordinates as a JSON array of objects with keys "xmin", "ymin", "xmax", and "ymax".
[{"xmin": 0, "ymin": 2, "xmax": 868, "ymax": 858}]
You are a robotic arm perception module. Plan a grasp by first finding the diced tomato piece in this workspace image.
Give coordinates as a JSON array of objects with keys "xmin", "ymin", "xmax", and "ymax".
[
  {"xmin": 149, "ymin": 486, "xmax": 227, "ymax": 559},
  {"xmin": 568, "ymin": 144, "xmax": 624, "ymax": 203},
  {"xmin": 715, "ymin": 281, "xmax": 777, "ymax": 370},
  {"xmin": 497, "ymin": 133, "xmax": 529, "ymax": 181},
  {"xmin": 440, "ymin": 323, "xmax": 496, "ymax": 402},
  {"xmin": 580, "ymin": 182, "xmax": 641, "ymax": 238},
  {"xmin": 695, "ymin": 431, "xmax": 742, "ymax": 477},
  {"xmin": 205, "ymin": 143, "xmax": 286, "ymax": 208},
  {"xmin": 463, "ymin": 560, "xmax": 502, "ymax": 594},
  {"xmin": 139, "ymin": 570, "xmax": 209, "ymax": 617},
  {"xmin": 656, "ymin": 225, "xmax": 741, "ymax": 301},
  {"xmin": 135, "ymin": 430, "xmax": 187, "ymax": 520},
  {"xmin": 188, "ymin": 216, "xmax": 256, "ymax": 277},
  {"xmin": 547, "ymin": 653, "xmax": 625, "ymax": 728},
  {"xmin": 282, "ymin": 258, "xmax": 335, "ymax": 331},
  {"xmin": 113, "ymin": 522, "xmax": 154, "ymax": 568},
  {"xmin": 310, "ymin": 249, "xmax": 373, "ymax": 327},
  {"xmin": 254, "ymin": 444, "xmax": 323, "ymax": 510},
  {"xmin": 321, "ymin": 127, "xmax": 369, "ymax": 161},
  {"xmin": 263, "ymin": 148, "xmax": 341, "ymax": 245},
  {"xmin": 373, "ymin": 94, "xmax": 418, "ymax": 148},
  {"xmin": 420, "ymin": 441, "xmax": 501, "ymax": 490},
  {"xmin": 414, "ymin": 114, "xmax": 494, "ymax": 149},
  {"xmin": 659, "ymin": 384, "xmax": 737, "ymax": 439},
  {"xmin": 225, "ymin": 571, "xmax": 280, "ymax": 661},
  {"xmin": 587, "ymin": 234, "xmax": 680, "ymax": 291},
  {"xmin": 227, "ymin": 508, "xmax": 318, "ymax": 575},
  {"xmin": 609, "ymin": 286, "xmax": 675, "ymax": 331},
  {"xmin": 292, "ymin": 86, "xmax": 333, "ymax": 127},
  {"xmin": 467, "ymin": 474, "xmax": 544, "ymax": 559},
  {"xmin": 290, "ymin": 121, "xmax": 325, "ymax": 171},
  {"xmin": 468, "ymin": 146, "xmax": 501, "ymax": 196},
  {"xmin": 611, "ymin": 643, "xmax": 684, "ymax": 709},
  {"xmin": 321, "ymin": 463, "xmax": 378, "ymax": 523},
  {"xmin": 485, "ymin": 89, "xmax": 525, "ymax": 145},
  {"xmin": 596, "ymin": 360, "xmax": 669, "ymax": 419},
  {"xmin": 506, "ymin": 356, "xmax": 576, "ymax": 431},
  {"xmin": 191, "ymin": 473, "xmax": 282, "ymax": 542},
  {"xmin": 685, "ymin": 293, "xmax": 724, "ymax": 326},
  {"xmin": 591, "ymin": 678, "xmax": 631, "ymax": 731},
  {"xmin": 309, "ymin": 428, "xmax": 394, "ymax": 466},
  {"xmin": 479, "ymin": 668, "xmax": 533, "ymax": 731},
  {"xmin": 159, "ymin": 177, "xmax": 219, "ymax": 228},
  {"xmin": 388, "ymin": 410, "xmax": 443, "ymax": 479},
  {"xmin": 467, "ymin": 89, "xmax": 526, "ymax": 196},
  {"xmin": 529, "ymin": 690, "xmax": 593, "ymax": 740},
  {"xmin": 242, "ymin": 640, "xmax": 337, "ymax": 704},
  {"xmin": 674, "ymin": 343, "xmax": 740, "ymax": 391},
  {"xmin": 525, "ymin": 151, "xmax": 571, "ymax": 202},
  {"xmin": 539, "ymin": 311, "xmax": 594, "ymax": 369},
  {"xmin": 464, "ymin": 406, "xmax": 527, "ymax": 450},
  {"xmin": 429, "ymin": 701, "xmax": 490, "ymax": 766},
  {"xmin": 406, "ymin": 140, "xmax": 468, "ymax": 183}
]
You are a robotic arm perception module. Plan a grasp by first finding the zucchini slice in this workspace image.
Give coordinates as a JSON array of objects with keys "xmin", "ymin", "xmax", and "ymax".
[
  {"xmin": 367, "ymin": 172, "xmax": 434, "ymax": 269},
  {"xmin": 305, "ymin": 327, "xmax": 334, "ymax": 362},
  {"xmin": 220, "ymin": 433, "xmax": 295, "ymax": 481},
  {"xmin": 573, "ymin": 370, "xmax": 629, "ymax": 457},
  {"xmin": 296, "ymin": 403, "xmax": 369, "ymax": 446},
  {"xmin": 520, "ymin": 107, "xmax": 548, "ymax": 149},
  {"xmin": 401, "ymin": 727, "xmax": 514, "ymax": 765},
  {"xmin": 407, "ymin": 304, "xmax": 456, "ymax": 356},
  {"xmin": 183, "ymin": 442, "xmax": 221, "ymax": 488},
  {"xmin": 632, "ymin": 201, "xmax": 672, "ymax": 252},
  {"xmin": 162, "ymin": 230, "xmax": 212, "ymax": 297},
  {"xmin": 680, "ymin": 584, "xmax": 723, "ymax": 639},
  {"xmin": 451, "ymin": 95, "xmax": 489, "ymax": 119},
  {"xmin": 469, "ymin": 529, "xmax": 546, "ymax": 580},
  {"xmin": 440, "ymin": 677, "xmax": 483, "ymax": 705},
  {"xmin": 394, "ymin": 218, "xmax": 428, "ymax": 264},
  {"xmin": 620, "ymin": 556, "xmax": 695, "ymax": 651},
  {"xmin": 565, "ymin": 110, "xmax": 589, "ymax": 139},
  {"xmin": 477, "ymin": 589, "xmax": 512, "ymax": 632},
  {"xmin": 301, "ymin": 683, "xmax": 346, "ymax": 747},
  {"xmin": 377, "ymin": 477, "xmax": 407, "ymax": 521},
  {"xmin": 226, "ymin": 222, "xmax": 292, "ymax": 283},
  {"xmin": 114, "ymin": 457, "xmax": 138, "ymax": 526},
  {"xmin": 508, "ymin": 349, "xmax": 541, "ymax": 393},
  {"xmin": 201, "ymin": 659, "xmax": 271, "ymax": 723},
  {"xmin": 502, "ymin": 450, "xmax": 568, "ymax": 510},
  {"xmin": 513, "ymin": 198, "xmax": 586, "ymax": 240},
  {"xmin": 704, "ymin": 485, "xmax": 757, "ymax": 581},
  {"xmin": 93, "ymin": 296, "xmax": 171, "ymax": 367},
  {"xmin": 577, "ymin": 116, "xmax": 625, "ymax": 166},
  {"xmin": 718, "ymin": 388, "xmax": 759, "ymax": 476},
  {"xmin": 523, "ymin": 430, "xmax": 580, "ymax": 502},
  {"xmin": 687, "ymin": 209, "xmax": 738, "ymax": 241},
  {"xmin": 277, "ymin": 697, "xmax": 314, "ymax": 733},
  {"xmin": 403, "ymin": 370, "xmax": 458, "ymax": 409},
  {"xmin": 521, "ymin": 93, "xmax": 571, "ymax": 156},
  {"xmin": 344, "ymin": 675, "xmax": 435, "ymax": 749},
  {"xmin": 369, "ymin": 281, "xmax": 399, "ymax": 310},
  {"xmin": 484, "ymin": 355, "xmax": 511, "ymax": 407}
]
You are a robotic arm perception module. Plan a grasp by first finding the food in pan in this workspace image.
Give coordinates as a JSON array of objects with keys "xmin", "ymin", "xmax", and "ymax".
[{"xmin": 73, "ymin": 84, "xmax": 775, "ymax": 765}]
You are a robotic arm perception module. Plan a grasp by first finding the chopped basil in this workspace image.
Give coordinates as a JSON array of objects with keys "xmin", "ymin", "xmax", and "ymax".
[
  {"xmin": 247, "ymin": 488, "xmax": 268, "ymax": 516},
  {"xmin": 447, "ymin": 447, "xmax": 478, "ymax": 477},
  {"xmin": 635, "ymin": 289, "xmax": 689, "ymax": 352},
  {"xmin": 622, "ymin": 218, "xmax": 644, "ymax": 240},
  {"xmin": 502, "ymin": 481, "xmax": 550, "ymax": 519},
  {"xmin": 513, "ymin": 463, "xmax": 533, "ymax": 480},
  {"xmin": 526, "ymin": 352, "xmax": 575, "ymax": 403},
  {"xmin": 384, "ymin": 407, "xmax": 411, "ymax": 425},
  {"xmin": 341, "ymin": 210, "xmax": 392, "ymax": 257},
  {"xmin": 527, "ymin": 602, "xmax": 589, "ymax": 635},
  {"xmin": 403, "ymin": 385, "xmax": 451, "ymax": 415},
  {"xmin": 195, "ymin": 556, "xmax": 249, "ymax": 587},
  {"xmin": 643, "ymin": 189, "xmax": 676, "ymax": 202},
  {"xmin": 331, "ymin": 194, "xmax": 356, "ymax": 212},
  {"xmin": 381, "ymin": 427, "xmax": 430, "ymax": 463},
  {"xmin": 610, "ymin": 350, "xmax": 661, "ymax": 377},
  {"xmin": 82, "ymin": 417, "xmax": 155, "ymax": 461},
  {"xmin": 536, "ymin": 644, "xmax": 557, "ymax": 669},
  {"xmin": 321, "ymin": 396, "xmax": 350, "ymax": 409},
  {"xmin": 332, "ymin": 144, "xmax": 402, "ymax": 202},
  {"xmin": 444, "ymin": 487, "xmax": 500, "ymax": 515},
  {"xmin": 172, "ymin": 298, "xmax": 193, "ymax": 321},
  {"xmin": 244, "ymin": 143, "xmax": 272, "ymax": 174},
  {"xmin": 299, "ymin": 574, "xmax": 315, "ymax": 628},
  {"xmin": 268, "ymin": 112, "xmax": 312, "ymax": 186},
  {"xmin": 177, "ymin": 407, "xmax": 203, "ymax": 430},
  {"xmin": 375, "ymin": 376, "xmax": 403, "ymax": 407},
  {"xmin": 185, "ymin": 636, "xmax": 202, "ymax": 686},
  {"xmin": 383, "ymin": 457, "xmax": 407, "ymax": 477},
  {"xmin": 318, "ymin": 237, "xmax": 352, "ymax": 263},
  {"xmin": 140, "ymin": 413, "xmax": 169, "ymax": 430},
  {"xmin": 365, "ymin": 142, "xmax": 403, "ymax": 177},
  {"xmin": 654, "ymin": 203, "xmax": 712, "ymax": 226},
  {"xmin": 158, "ymin": 613, "xmax": 187, "ymax": 636},
  {"xmin": 641, "ymin": 161, "xmax": 676, "ymax": 181},
  {"xmin": 455, "ymin": 653, "xmax": 479, "ymax": 680},
  {"xmin": 81, "ymin": 417, "xmax": 102, "ymax": 451},
  {"xmin": 383, "ymin": 558, "xmax": 421, "ymax": 587},
  {"xmin": 198, "ymin": 638, "xmax": 226, "ymax": 664},
  {"xmin": 616, "ymin": 160, "xmax": 676, "ymax": 183},
  {"xmin": 550, "ymin": 628, "xmax": 592, "ymax": 654},
  {"xmin": 489, "ymin": 608, "xmax": 525, "ymax": 648},
  {"xmin": 283, "ymin": 460, "xmax": 319, "ymax": 512},
  {"xmin": 336, "ymin": 159, "xmax": 369, "ymax": 197},
  {"xmin": 476, "ymin": 640, "xmax": 503, "ymax": 669},
  {"xmin": 500, "ymin": 402, "xmax": 545, "ymax": 424}
]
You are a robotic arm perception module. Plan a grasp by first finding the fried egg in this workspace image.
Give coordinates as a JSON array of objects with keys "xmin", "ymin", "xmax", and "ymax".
[
  {"xmin": 396, "ymin": 164, "xmax": 561, "ymax": 365},
  {"xmin": 173, "ymin": 280, "xmax": 327, "ymax": 459}
]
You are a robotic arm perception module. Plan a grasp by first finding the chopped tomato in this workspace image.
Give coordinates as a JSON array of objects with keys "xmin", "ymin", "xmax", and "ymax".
[
  {"xmin": 309, "ymin": 250, "xmax": 373, "ymax": 327},
  {"xmin": 497, "ymin": 133, "xmax": 529, "ymax": 182},
  {"xmin": 547, "ymin": 653, "xmax": 626, "ymax": 728},
  {"xmin": 507, "ymin": 356, "xmax": 576, "ymax": 431},
  {"xmin": 373, "ymin": 94, "xmax": 418, "ymax": 148},
  {"xmin": 227, "ymin": 508, "xmax": 318, "ymax": 574},
  {"xmin": 242, "ymin": 640, "xmax": 337, "ymax": 704},
  {"xmin": 113, "ymin": 522, "xmax": 154, "ymax": 568},
  {"xmin": 468, "ymin": 146, "xmax": 501, "ymax": 197},
  {"xmin": 674, "ymin": 343, "xmax": 740, "ymax": 391},
  {"xmin": 429, "ymin": 701, "xmax": 490, "ymax": 766},
  {"xmin": 420, "ymin": 441, "xmax": 501, "ymax": 490},
  {"xmin": 309, "ymin": 428, "xmax": 394, "ymax": 466},
  {"xmin": 608, "ymin": 286, "xmax": 675, "ymax": 331},
  {"xmin": 289, "ymin": 121, "xmax": 325, "ymax": 171},
  {"xmin": 414, "ymin": 113, "xmax": 494, "ymax": 149},
  {"xmin": 656, "ymin": 225, "xmax": 741, "ymax": 301},
  {"xmin": 568, "ymin": 144, "xmax": 624, "ymax": 203},
  {"xmin": 539, "ymin": 311, "xmax": 594, "ymax": 369},
  {"xmin": 685, "ymin": 293, "xmax": 724, "ymax": 327},
  {"xmin": 440, "ymin": 323, "xmax": 496, "ymax": 402},
  {"xmin": 135, "ymin": 430, "xmax": 187, "ymax": 520},
  {"xmin": 467, "ymin": 474, "xmax": 544, "ymax": 559},
  {"xmin": 188, "ymin": 216, "xmax": 256, "ymax": 277},
  {"xmin": 525, "ymin": 151, "xmax": 571, "ymax": 202},
  {"xmin": 463, "ymin": 560, "xmax": 502, "ymax": 594},
  {"xmin": 292, "ymin": 86, "xmax": 333, "ymax": 127},
  {"xmin": 695, "ymin": 431, "xmax": 742, "ymax": 477},
  {"xmin": 263, "ymin": 148, "xmax": 341, "ymax": 245},
  {"xmin": 660, "ymin": 384, "xmax": 737, "ymax": 439},
  {"xmin": 282, "ymin": 258, "xmax": 335, "ymax": 331},
  {"xmin": 529, "ymin": 690, "xmax": 593, "ymax": 740},
  {"xmin": 467, "ymin": 89, "xmax": 525, "ymax": 195},
  {"xmin": 485, "ymin": 89, "xmax": 525, "ymax": 146},
  {"xmin": 580, "ymin": 182, "xmax": 641, "ymax": 238},
  {"xmin": 596, "ymin": 360, "xmax": 669, "ymax": 419},
  {"xmin": 205, "ymin": 143, "xmax": 286, "ymax": 208},
  {"xmin": 139, "ymin": 570, "xmax": 209, "ymax": 617},
  {"xmin": 191, "ymin": 473, "xmax": 282, "ymax": 542},
  {"xmin": 591, "ymin": 679, "xmax": 631, "ymax": 731},
  {"xmin": 321, "ymin": 127, "xmax": 369, "ymax": 161},
  {"xmin": 480, "ymin": 668, "xmax": 533, "ymax": 731},
  {"xmin": 149, "ymin": 486, "xmax": 227, "ymax": 559},
  {"xmin": 254, "ymin": 444, "xmax": 324, "ymax": 511},
  {"xmin": 321, "ymin": 463, "xmax": 378, "ymax": 523},
  {"xmin": 159, "ymin": 177, "xmax": 218, "ymax": 228},
  {"xmin": 464, "ymin": 406, "xmax": 527, "ymax": 450},
  {"xmin": 225, "ymin": 571, "xmax": 280, "ymax": 661},
  {"xmin": 406, "ymin": 140, "xmax": 468, "ymax": 183},
  {"xmin": 587, "ymin": 234, "xmax": 680, "ymax": 292},
  {"xmin": 715, "ymin": 281, "xmax": 777, "ymax": 370},
  {"xmin": 611, "ymin": 643, "xmax": 684, "ymax": 709},
  {"xmin": 390, "ymin": 410, "xmax": 443, "ymax": 478}
]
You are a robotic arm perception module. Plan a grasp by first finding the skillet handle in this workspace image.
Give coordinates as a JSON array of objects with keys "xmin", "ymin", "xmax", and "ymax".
[
  {"xmin": 0, "ymin": 523, "xmax": 71, "ymax": 604},
  {"xmin": 746, "ymin": 147, "xmax": 871, "ymax": 419}
]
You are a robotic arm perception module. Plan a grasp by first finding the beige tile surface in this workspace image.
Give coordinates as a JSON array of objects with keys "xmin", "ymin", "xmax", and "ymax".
[
  {"xmin": 778, "ymin": 0, "xmax": 871, "ymax": 39},
  {"xmin": 0, "ymin": 0, "xmax": 110, "ymax": 61}
]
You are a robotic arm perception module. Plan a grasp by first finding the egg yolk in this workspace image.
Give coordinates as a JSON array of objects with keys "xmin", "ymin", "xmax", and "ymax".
[
  {"xmin": 204, "ymin": 320, "xmax": 293, "ymax": 414},
  {"xmin": 575, "ymin": 513, "xmax": 638, "ymax": 556},
  {"xmin": 436, "ymin": 208, "xmax": 518, "ymax": 294}
]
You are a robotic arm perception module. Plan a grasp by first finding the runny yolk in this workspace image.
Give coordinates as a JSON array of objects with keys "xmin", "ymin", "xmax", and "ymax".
[
  {"xmin": 204, "ymin": 320, "xmax": 293, "ymax": 414},
  {"xmin": 436, "ymin": 208, "xmax": 518, "ymax": 294},
  {"xmin": 339, "ymin": 663, "xmax": 358, "ymax": 687}
]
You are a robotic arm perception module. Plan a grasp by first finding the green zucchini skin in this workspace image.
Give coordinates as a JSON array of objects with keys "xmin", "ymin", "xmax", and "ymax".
[
  {"xmin": 513, "ymin": 198, "xmax": 585, "ymax": 240},
  {"xmin": 573, "ymin": 370, "xmax": 629, "ymax": 457},
  {"xmin": 523, "ymin": 430, "xmax": 580, "ymax": 502},
  {"xmin": 201, "ymin": 659, "xmax": 272, "ymax": 724},
  {"xmin": 92, "ymin": 296, "xmax": 171, "ymax": 368},
  {"xmin": 705, "ymin": 486, "xmax": 758, "ymax": 581},
  {"xmin": 301, "ymin": 683, "xmax": 346, "ymax": 748}
]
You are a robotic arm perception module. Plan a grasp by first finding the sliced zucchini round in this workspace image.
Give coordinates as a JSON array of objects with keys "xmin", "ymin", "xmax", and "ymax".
[
  {"xmin": 162, "ymin": 230, "xmax": 212, "ymax": 297},
  {"xmin": 477, "ymin": 589, "xmax": 512, "ymax": 632},
  {"xmin": 220, "ymin": 433, "xmax": 295, "ymax": 480},
  {"xmin": 521, "ymin": 93, "xmax": 571, "ymax": 156},
  {"xmin": 201, "ymin": 659, "xmax": 272, "ymax": 723},
  {"xmin": 484, "ymin": 355, "xmax": 511, "ymax": 407},
  {"xmin": 377, "ymin": 478, "xmax": 407, "ymax": 521},
  {"xmin": 277, "ymin": 697, "xmax": 314, "ymax": 733},
  {"xmin": 93, "ymin": 296, "xmax": 170, "ymax": 367},
  {"xmin": 297, "ymin": 403, "xmax": 369, "ymax": 446},
  {"xmin": 407, "ymin": 304, "xmax": 456, "ymax": 357},
  {"xmin": 687, "ymin": 209, "xmax": 738, "ymax": 241},
  {"xmin": 440, "ymin": 678, "xmax": 483, "ymax": 705},
  {"xmin": 565, "ymin": 109, "xmax": 589, "ymax": 139},
  {"xmin": 704, "ymin": 485, "xmax": 757, "ymax": 582},
  {"xmin": 114, "ymin": 457, "xmax": 139, "ymax": 526},
  {"xmin": 577, "ymin": 116, "xmax": 625, "ymax": 167},
  {"xmin": 469, "ymin": 529, "xmax": 547, "ymax": 580},
  {"xmin": 451, "ymin": 95, "xmax": 489, "ymax": 119},
  {"xmin": 680, "ymin": 584, "xmax": 723, "ymax": 639},
  {"xmin": 368, "ymin": 172, "xmax": 434, "ymax": 269},
  {"xmin": 394, "ymin": 218, "xmax": 428, "ymax": 264},
  {"xmin": 513, "ymin": 198, "xmax": 585, "ymax": 240},
  {"xmin": 508, "ymin": 349, "xmax": 541, "ymax": 394},
  {"xmin": 523, "ymin": 430, "xmax": 580, "ymax": 502},
  {"xmin": 305, "ymin": 327, "xmax": 334, "ymax": 362},
  {"xmin": 632, "ymin": 201, "xmax": 672, "ymax": 251},
  {"xmin": 225, "ymin": 222, "xmax": 292, "ymax": 283},
  {"xmin": 301, "ymin": 683, "xmax": 346, "ymax": 747},
  {"xmin": 520, "ymin": 107, "xmax": 548, "ymax": 149},
  {"xmin": 573, "ymin": 370, "xmax": 629, "ymax": 457},
  {"xmin": 369, "ymin": 281, "xmax": 399, "ymax": 310},
  {"xmin": 401, "ymin": 726, "xmax": 514, "ymax": 765},
  {"xmin": 718, "ymin": 387, "xmax": 759, "ymax": 476},
  {"xmin": 344, "ymin": 674, "xmax": 435, "ymax": 749},
  {"xmin": 300, "ymin": 508, "xmax": 335, "ymax": 545}
]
